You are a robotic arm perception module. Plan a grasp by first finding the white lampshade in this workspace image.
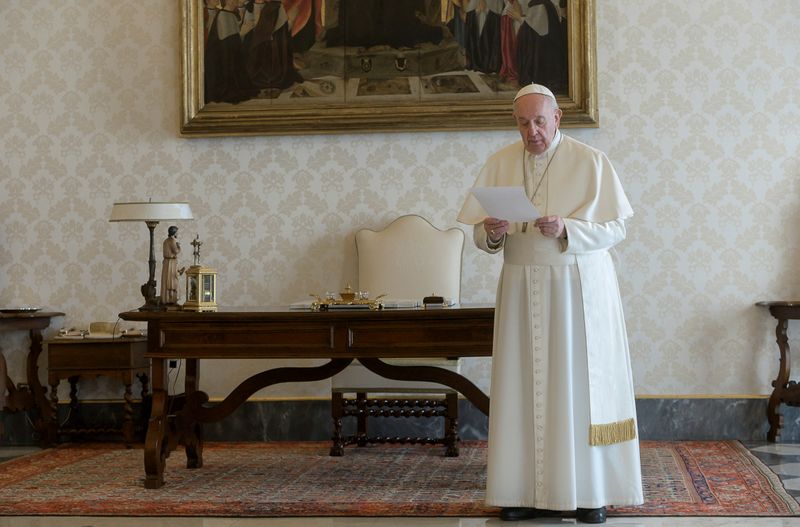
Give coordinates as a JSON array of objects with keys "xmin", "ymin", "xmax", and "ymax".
[{"xmin": 109, "ymin": 202, "xmax": 193, "ymax": 222}]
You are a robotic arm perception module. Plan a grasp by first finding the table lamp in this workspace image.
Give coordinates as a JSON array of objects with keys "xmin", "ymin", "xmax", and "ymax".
[{"xmin": 110, "ymin": 201, "xmax": 193, "ymax": 311}]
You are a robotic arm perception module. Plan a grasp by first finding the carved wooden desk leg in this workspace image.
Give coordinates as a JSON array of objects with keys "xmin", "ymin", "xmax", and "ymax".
[
  {"xmin": 183, "ymin": 358, "xmax": 203, "ymax": 469},
  {"xmin": 27, "ymin": 328, "xmax": 56, "ymax": 444},
  {"xmin": 767, "ymin": 317, "xmax": 789, "ymax": 442},
  {"xmin": 144, "ymin": 357, "xmax": 169, "ymax": 489}
]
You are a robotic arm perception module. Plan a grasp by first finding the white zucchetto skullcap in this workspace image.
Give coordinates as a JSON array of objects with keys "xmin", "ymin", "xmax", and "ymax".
[{"xmin": 513, "ymin": 83, "xmax": 556, "ymax": 102}]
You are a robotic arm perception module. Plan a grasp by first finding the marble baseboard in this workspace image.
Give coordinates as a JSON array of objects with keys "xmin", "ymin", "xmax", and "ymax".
[
  {"xmin": 2, "ymin": 398, "xmax": 799, "ymax": 446},
  {"xmin": 0, "ymin": 401, "xmax": 151, "ymax": 445}
]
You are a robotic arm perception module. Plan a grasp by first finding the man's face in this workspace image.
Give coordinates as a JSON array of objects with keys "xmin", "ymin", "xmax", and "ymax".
[{"xmin": 513, "ymin": 94, "xmax": 562, "ymax": 155}]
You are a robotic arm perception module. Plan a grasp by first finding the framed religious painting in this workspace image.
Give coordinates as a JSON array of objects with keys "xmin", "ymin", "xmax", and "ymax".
[{"xmin": 180, "ymin": 0, "xmax": 597, "ymax": 137}]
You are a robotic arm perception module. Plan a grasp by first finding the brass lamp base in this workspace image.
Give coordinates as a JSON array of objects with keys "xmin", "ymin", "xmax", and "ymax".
[{"xmin": 138, "ymin": 280, "xmax": 165, "ymax": 312}]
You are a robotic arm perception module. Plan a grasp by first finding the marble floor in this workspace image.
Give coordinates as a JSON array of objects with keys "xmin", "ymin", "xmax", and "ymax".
[{"xmin": 2, "ymin": 444, "xmax": 800, "ymax": 527}]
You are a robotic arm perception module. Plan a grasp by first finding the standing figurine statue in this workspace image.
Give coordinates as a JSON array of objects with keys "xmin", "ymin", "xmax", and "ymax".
[
  {"xmin": 191, "ymin": 234, "xmax": 203, "ymax": 266},
  {"xmin": 160, "ymin": 226, "xmax": 183, "ymax": 305}
]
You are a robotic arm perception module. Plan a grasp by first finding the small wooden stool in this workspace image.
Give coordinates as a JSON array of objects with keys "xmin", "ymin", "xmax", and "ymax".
[
  {"xmin": 47, "ymin": 337, "xmax": 149, "ymax": 447},
  {"xmin": 330, "ymin": 387, "xmax": 459, "ymax": 457}
]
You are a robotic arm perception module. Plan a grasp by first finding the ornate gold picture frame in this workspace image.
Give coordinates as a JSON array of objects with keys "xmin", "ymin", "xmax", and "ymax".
[{"xmin": 180, "ymin": 0, "xmax": 597, "ymax": 137}]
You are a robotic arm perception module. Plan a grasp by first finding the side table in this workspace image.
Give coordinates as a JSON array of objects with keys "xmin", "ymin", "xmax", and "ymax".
[
  {"xmin": 1, "ymin": 311, "xmax": 64, "ymax": 443},
  {"xmin": 47, "ymin": 337, "xmax": 149, "ymax": 447},
  {"xmin": 756, "ymin": 301, "xmax": 800, "ymax": 442}
]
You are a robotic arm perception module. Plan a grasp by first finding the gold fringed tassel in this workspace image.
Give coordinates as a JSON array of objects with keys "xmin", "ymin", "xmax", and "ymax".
[{"xmin": 589, "ymin": 418, "xmax": 637, "ymax": 446}]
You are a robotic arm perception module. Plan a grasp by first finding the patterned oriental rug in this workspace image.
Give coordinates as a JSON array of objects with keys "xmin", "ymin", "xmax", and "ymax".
[{"xmin": 0, "ymin": 440, "xmax": 797, "ymax": 517}]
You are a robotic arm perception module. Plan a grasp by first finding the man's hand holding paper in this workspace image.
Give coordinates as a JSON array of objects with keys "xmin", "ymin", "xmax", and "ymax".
[{"xmin": 484, "ymin": 217, "xmax": 509, "ymax": 242}]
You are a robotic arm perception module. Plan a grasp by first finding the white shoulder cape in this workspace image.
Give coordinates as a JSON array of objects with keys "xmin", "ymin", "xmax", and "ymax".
[{"xmin": 457, "ymin": 136, "xmax": 633, "ymax": 225}]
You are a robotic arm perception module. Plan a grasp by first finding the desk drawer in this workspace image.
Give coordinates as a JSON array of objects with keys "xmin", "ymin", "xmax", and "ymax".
[
  {"xmin": 154, "ymin": 322, "xmax": 341, "ymax": 358},
  {"xmin": 347, "ymin": 320, "xmax": 493, "ymax": 357}
]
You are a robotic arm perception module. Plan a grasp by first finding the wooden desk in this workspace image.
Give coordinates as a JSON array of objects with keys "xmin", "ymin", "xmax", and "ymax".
[
  {"xmin": 120, "ymin": 305, "xmax": 494, "ymax": 489},
  {"xmin": 47, "ymin": 337, "xmax": 149, "ymax": 446},
  {"xmin": 757, "ymin": 301, "xmax": 800, "ymax": 441},
  {"xmin": 1, "ymin": 311, "xmax": 64, "ymax": 443}
]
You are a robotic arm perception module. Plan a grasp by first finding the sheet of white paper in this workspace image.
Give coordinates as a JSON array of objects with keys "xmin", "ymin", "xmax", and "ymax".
[{"xmin": 470, "ymin": 186, "xmax": 540, "ymax": 221}]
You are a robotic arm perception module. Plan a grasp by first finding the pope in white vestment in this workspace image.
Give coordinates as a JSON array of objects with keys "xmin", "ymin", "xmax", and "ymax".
[{"xmin": 458, "ymin": 84, "xmax": 643, "ymax": 522}]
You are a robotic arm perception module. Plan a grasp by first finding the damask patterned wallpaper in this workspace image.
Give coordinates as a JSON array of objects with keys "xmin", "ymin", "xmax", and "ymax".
[{"xmin": 0, "ymin": 1, "xmax": 798, "ymax": 401}]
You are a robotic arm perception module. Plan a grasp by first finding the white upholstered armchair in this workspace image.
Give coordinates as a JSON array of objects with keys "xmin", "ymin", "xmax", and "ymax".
[{"xmin": 330, "ymin": 214, "xmax": 465, "ymax": 456}]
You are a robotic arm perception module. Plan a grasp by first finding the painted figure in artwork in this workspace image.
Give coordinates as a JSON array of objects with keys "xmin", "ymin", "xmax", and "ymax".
[
  {"xmin": 499, "ymin": 0, "xmax": 523, "ymax": 82},
  {"xmin": 241, "ymin": 0, "xmax": 304, "ymax": 93},
  {"xmin": 516, "ymin": 0, "xmax": 567, "ymax": 91},
  {"xmin": 204, "ymin": 0, "xmax": 260, "ymax": 103},
  {"xmin": 464, "ymin": 0, "xmax": 503, "ymax": 74},
  {"xmin": 324, "ymin": 0, "xmax": 444, "ymax": 48}
]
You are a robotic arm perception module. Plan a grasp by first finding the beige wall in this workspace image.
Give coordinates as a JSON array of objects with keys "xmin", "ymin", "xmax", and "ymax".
[{"xmin": 0, "ymin": 1, "xmax": 798, "ymax": 402}]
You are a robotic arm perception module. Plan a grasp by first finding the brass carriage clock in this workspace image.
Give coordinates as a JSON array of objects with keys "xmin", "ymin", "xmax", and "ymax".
[{"xmin": 182, "ymin": 235, "xmax": 218, "ymax": 312}]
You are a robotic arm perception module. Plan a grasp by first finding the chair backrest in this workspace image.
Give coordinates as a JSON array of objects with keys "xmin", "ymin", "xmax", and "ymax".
[{"xmin": 356, "ymin": 215, "xmax": 464, "ymax": 302}]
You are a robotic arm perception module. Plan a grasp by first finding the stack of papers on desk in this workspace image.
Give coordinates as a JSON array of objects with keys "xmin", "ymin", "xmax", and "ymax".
[
  {"xmin": 54, "ymin": 332, "xmax": 87, "ymax": 339},
  {"xmin": 289, "ymin": 298, "xmax": 456, "ymax": 310},
  {"xmin": 289, "ymin": 301, "xmax": 318, "ymax": 310},
  {"xmin": 55, "ymin": 328, "xmax": 145, "ymax": 339},
  {"xmin": 86, "ymin": 330, "xmax": 145, "ymax": 339},
  {"xmin": 383, "ymin": 299, "xmax": 423, "ymax": 308},
  {"xmin": 386, "ymin": 298, "xmax": 457, "ymax": 308}
]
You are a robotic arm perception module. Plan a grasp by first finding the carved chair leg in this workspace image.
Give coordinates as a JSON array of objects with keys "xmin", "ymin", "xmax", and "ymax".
[
  {"xmin": 123, "ymin": 380, "xmax": 134, "ymax": 448},
  {"xmin": 330, "ymin": 391, "xmax": 345, "ymax": 456},
  {"xmin": 444, "ymin": 392, "xmax": 459, "ymax": 457},
  {"xmin": 48, "ymin": 378, "xmax": 60, "ymax": 441},
  {"xmin": 138, "ymin": 373, "xmax": 150, "ymax": 400},
  {"xmin": 68, "ymin": 376, "xmax": 79, "ymax": 411},
  {"xmin": 356, "ymin": 392, "xmax": 368, "ymax": 447}
]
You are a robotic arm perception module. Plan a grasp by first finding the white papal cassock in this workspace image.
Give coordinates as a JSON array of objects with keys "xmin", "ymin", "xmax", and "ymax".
[{"xmin": 458, "ymin": 131, "xmax": 644, "ymax": 510}]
